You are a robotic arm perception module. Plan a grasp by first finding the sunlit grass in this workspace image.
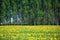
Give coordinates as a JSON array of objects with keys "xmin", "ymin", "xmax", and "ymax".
[{"xmin": 0, "ymin": 25, "xmax": 60, "ymax": 40}]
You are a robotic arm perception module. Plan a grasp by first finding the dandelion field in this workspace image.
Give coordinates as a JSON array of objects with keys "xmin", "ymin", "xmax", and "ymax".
[{"xmin": 0, "ymin": 25, "xmax": 60, "ymax": 40}]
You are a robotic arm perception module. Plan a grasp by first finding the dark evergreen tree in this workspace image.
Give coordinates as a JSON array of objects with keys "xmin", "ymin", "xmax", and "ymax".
[{"xmin": 0, "ymin": 0, "xmax": 60, "ymax": 25}]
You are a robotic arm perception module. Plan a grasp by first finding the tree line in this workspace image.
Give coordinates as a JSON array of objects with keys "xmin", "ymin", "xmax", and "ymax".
[{"xmin": 0, "ymin": 0, "xmax": 60, "ymax": 25}]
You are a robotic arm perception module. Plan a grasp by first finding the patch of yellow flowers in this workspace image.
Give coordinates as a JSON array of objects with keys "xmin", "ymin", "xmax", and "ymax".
[{"xmin": 0, "ymin": 25, "xmax": 60, "ymax": 40}]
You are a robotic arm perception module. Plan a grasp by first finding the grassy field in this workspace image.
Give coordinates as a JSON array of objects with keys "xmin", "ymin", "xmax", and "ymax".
[{"xmin": 0, "ymin": 25, "xmax": 60, "ymax": 40}]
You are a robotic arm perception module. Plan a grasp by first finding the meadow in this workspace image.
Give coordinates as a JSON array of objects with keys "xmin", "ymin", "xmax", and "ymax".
[{"xmin": 0, "ymin": 25, "xmax": 60, "ymax": 40}]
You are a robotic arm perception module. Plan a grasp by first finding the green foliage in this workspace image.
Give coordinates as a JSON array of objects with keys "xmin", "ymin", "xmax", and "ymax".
[{"xmin": 0, "ymin": 0, "xmax": 60, "ymax": 25}]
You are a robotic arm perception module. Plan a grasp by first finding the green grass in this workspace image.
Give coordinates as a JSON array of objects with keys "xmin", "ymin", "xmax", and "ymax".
[{"xmin": 0, "ymin": 25, "xmax": 60, "ymax": 40}]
